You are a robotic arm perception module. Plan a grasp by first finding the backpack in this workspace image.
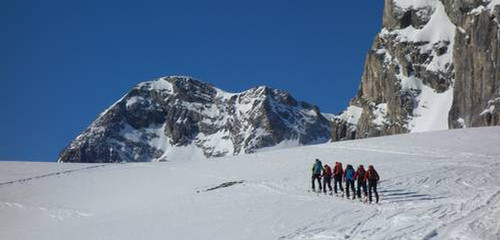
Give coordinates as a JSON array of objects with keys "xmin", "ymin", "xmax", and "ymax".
[
  {"xmin": 323, "ymin": 165, "xmax": 332, "ymax": 176},
  {"xmin": 312, "ymin": 161, "xmax": 322, "ymax": 174},
  {"xmin": 367, "ymin": 169, "xmax": 379, "ymax": 181},
  {"xmin": 357, "ymin": 169, "xmax": 366, "ymax": 181},
  {"xmin": 345, "ymin": 168, "xmax": 355, "ymax": 180},
  {"xmin": 334, "ymin": 164, "xmax": 343, "ymax": 176}
]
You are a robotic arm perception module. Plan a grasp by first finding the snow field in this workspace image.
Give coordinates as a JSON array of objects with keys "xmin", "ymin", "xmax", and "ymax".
[{"xmin": 1, "ymin": 127, "xmax": 500, "ymax": 239}]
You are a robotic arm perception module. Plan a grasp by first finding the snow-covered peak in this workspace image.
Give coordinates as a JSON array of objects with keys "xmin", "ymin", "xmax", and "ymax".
[
  {"xmin": 136, "ymin": 78, "xmax": 175, "ymax": 93},
  {"xmin": 59, "ymin": 77, "xmax": 332, "ymax": 163},
  {"xmin": 133, "ymin": 77, "xmax": 287, "ymax": 103},
  {"xmin": 393, "ymin": 0, "xmax": 437, "ymax": 10},
  {"xmin": 135, "ymin": 76, "xmax": 215, "ymax": 93}
]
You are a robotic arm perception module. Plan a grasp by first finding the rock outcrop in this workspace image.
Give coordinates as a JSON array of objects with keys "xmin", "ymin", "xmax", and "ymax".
[
  {"xmin": 59, "ymin": 76, "xmax": 332, "ymax": 163},
  {"xmin": 333, "ymin": 0, "xmax": 500, "ymax": 141},
  {"xmin": 448, "ymin": 0, "xmax": 500, "ymax": 128}
]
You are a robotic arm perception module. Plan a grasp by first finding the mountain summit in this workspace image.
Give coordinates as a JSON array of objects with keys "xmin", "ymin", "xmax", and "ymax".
[{"xmin": 58, "ymin": 76, "xmax": 331, "ymax": 163}]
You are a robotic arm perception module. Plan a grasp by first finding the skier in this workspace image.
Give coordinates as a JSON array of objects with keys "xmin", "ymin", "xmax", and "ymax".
[
  {"xmin": 364, "ymin": 165, "xmax": 380, "ymax": 203},
  {"xmin": 322, "ymin": 164, "xmax": 333, "ymax": 194},
  {"xmin": 354, "ymin": 164, "xmax": 368, "ymax": 199},
  {"xmin": 333, "ymin": 162, "xmax": 344, "ymax": 194},
  {"xmin": 343, "ymin": 164, "xmax": 356, "ymax": 199},
  {"xmin": 311, "ymin": 159, "xmax": 323, "ymax": 192}
]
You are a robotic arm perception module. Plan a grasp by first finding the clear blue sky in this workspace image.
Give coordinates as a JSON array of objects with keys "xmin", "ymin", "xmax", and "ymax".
[{"xmin": 1, "ymin": 0, "xmax": 384, "ymax": 162}]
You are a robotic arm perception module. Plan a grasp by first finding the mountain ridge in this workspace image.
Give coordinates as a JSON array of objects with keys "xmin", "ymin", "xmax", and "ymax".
[{"xmin": 58, "ymin": 76, "xmax": 332, "ymax": 163}]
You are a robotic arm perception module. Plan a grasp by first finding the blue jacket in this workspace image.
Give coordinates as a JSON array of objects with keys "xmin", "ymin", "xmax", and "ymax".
[
  {"xmin": 312, "ymin": 161, "xmax": 322, "ymax": 174},
  {"xmin": 345, "ymin": 168, "xmax": 355, "ymax": 181}
]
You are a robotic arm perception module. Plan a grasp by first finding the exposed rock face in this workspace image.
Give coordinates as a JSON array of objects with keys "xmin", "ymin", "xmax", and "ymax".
[
  {"xmin": 448, "ymin": 0, "xmax": 500, "ymax": 128},
  {"xmin": 59, "ymin": 76, "xmax": 332, "ymax": 163},
  {"xmin": 333, "ymin": 0, "xmax": 500, "ymax": 141}
]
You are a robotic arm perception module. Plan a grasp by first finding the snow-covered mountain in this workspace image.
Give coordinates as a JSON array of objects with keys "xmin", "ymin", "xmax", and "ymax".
[
  {"xmin": 332, "ymin": 0, "xmax": 500, "ymax": 141},
  {"xmin": 58, "ymin": 76, "xmax": 331, "ymax": 163},
  {"xmin": 3, "ymin": 127, "xmax": 500, "ymax": 239}
]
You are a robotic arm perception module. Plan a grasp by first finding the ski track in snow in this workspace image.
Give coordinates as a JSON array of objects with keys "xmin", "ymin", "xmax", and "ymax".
[
  {"xmin": 0, "ymin": 164, "xmax": 107, "ymax": 186},
  {"xmin": 1, "ymin": 127, "xmax": 500, "ymax": 240},
  {"xmin": 0, "ymin": 202, "xmax": 92, "ymax": 220}
]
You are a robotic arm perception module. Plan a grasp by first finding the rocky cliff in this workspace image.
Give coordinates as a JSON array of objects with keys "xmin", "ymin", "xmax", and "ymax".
[
  {"xmin": 332, "ymin": 0, "xmax": 500, "ymax": 141},
  {"xmin": 59, "ymin": 76, "xmax": 332, "ymax": 163}
]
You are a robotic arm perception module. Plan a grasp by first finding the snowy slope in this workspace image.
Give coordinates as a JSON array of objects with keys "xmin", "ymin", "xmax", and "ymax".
[{"xmin": 2, "ymin": 127, "xmax": 500, "ymax": 239}]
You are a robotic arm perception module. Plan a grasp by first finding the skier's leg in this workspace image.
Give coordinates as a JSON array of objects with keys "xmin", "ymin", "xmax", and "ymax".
[
  {"xmin": 374, "ymin": 181, "xmax": 379, "ymax": 203},
  {"xmin": 350, "ymin": 181, "xmax": 354, "ymax": 198},
  {"xmin": 327, "ymin": 178, "xmax": 332, "ymax": 192},
  {"xmin": 363, "ymin": 182, "xmax": 368, "ymax": 197},
  {"xmin": 322, "ymin": 178, "xmax": 326, "ymax": 193},
  {"xmin": 368, "ymin": 182, "xmax": 373, "ymax": 202},
  {"xmin": 317, "ymin": 176, "xmax": 322, "ymax": 191},
  {"xmin": 351, "ymin": 181, "xmax": 356, "ymax": 199},
  {"xmin": 356, "ymin": 181, "xmax": 361, "ymax": 198},
  {"xmin": 346, "ymin": 181, "xmax": 350, "ymax": 198},
  {"xmin": 339, "ymin": 178, "xmax": 344, "ymax": 192},
  {"xmin": 333, "ymin": 178, "xmax": 338, "ymax": 193},
  {"xmin": 311, "ymin": 175, "xmax": 315, "ymax": 191}
]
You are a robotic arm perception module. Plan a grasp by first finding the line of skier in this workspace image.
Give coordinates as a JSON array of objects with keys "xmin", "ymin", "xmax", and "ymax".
[{"xmin": 311, "ymin": 159, "xmax": 380, "ymax": 203}]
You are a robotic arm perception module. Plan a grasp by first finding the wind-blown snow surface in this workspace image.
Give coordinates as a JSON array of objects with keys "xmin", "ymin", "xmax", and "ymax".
[{"xmin": 2, "ymin": 127, "xmax": 500, "ymax": 240}]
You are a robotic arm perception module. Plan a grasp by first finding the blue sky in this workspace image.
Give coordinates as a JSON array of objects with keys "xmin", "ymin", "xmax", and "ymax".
[{"xmin": 0, "ymin": 0, "xmax": 383, "ymax": 162}]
